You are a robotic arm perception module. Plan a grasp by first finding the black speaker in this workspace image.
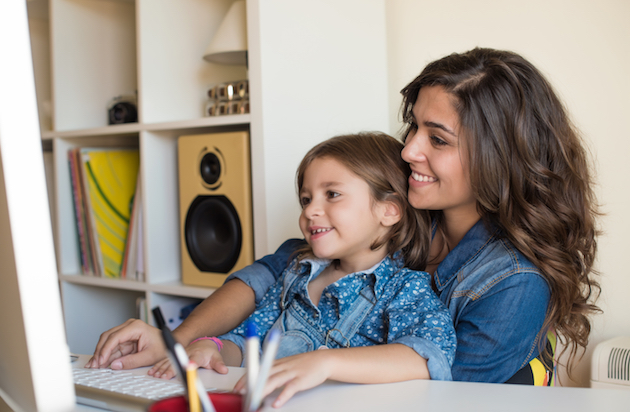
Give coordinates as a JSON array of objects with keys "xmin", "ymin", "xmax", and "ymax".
[{"xmin": 178, "ymin": 132, "xmax": 253, "ymax": 287}]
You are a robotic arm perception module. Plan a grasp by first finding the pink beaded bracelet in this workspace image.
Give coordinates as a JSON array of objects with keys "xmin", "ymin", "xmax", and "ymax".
[{"xmin": 190, "ymin": 336, "xmax": 223, "ymax": 351}]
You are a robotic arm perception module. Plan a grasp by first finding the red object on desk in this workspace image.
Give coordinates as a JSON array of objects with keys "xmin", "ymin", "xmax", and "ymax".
[{"xmin": 148, "ymin": 392, "xmax": 243, "ymax": 412}]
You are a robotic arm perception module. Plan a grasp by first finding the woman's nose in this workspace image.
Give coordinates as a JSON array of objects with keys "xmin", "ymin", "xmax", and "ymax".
[{"xmin": 402, "ymin": 131, "xmax": 427, "ymax": 163}]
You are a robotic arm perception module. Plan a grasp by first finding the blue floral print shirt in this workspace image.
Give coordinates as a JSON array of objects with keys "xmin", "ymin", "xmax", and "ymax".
[{"xmin": 220, "ymin": 254, "xmax": 457, "ymax": 380}]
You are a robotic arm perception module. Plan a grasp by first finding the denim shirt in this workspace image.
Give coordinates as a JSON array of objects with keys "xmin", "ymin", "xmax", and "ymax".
[
  {"xmin": 221, "ymin": 255, "xmax": 456, "ymax": 380},
  {"xmin": 227, "ymin": 220, "xmax": 551, "ymax": 383}
]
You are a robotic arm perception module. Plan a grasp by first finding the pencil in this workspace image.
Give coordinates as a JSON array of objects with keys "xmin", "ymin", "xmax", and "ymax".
[
  {"xmin": 187, "ymin": 362, "xmax": 201, "ymax": 412},
  {"xmin": 174, "ymin": 344, "xmax": 215, "ymax": 412}
]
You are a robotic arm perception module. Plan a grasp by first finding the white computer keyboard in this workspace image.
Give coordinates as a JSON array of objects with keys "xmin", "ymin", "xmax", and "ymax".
[{"xmin": 72, "ymin": 367, "xmax": 186, "ymax": 401}]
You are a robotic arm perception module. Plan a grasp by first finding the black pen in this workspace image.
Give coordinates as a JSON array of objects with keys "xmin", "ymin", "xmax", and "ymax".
[
  {"xmin": 152, "ymin": 307, "xmax": 215, "ymax": 412},
  {"xmin": 152, "ymin": 307, "xmax": 188, "ymax": 392}
]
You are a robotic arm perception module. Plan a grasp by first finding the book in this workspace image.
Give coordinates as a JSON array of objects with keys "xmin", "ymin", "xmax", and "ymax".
[
  {"xmin": 80, "ymin": 148, "xmax": 140, "ymax": 278},
  {"xmin": 121, "ymin": 172, "xmax": 142, "ymax": 280},
  {"xmin": 135, "ymin": 204, "xmax": 145, "ymax": 282},
  {"xmin": 68, "ymin": 149, "xmax": 87, "ymax": 273},
  {"xmin": 68, "ymin": 148, "xmax": 96, "ymax": 275}
]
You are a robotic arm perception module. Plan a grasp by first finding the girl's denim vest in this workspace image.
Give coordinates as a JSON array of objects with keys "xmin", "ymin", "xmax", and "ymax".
[{"xmin": 270, "ymin": 261, "xmax": 378, "ymax": 359}]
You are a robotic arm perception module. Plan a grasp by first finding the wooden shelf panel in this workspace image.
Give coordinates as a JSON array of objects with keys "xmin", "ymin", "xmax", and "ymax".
[
  {"xmin": 41, "ymin": 114, "xmax": 251, "ymax": 140},
  {"xmin": 60, "ymin": 274, "xmax": 216, "ymax": 300},
  {"xmin": 59, "ymin": 274, "xmax": 147, "ymax": 292}
]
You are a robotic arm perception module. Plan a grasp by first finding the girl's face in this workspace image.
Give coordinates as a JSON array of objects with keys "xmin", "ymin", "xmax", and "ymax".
[
  {"xmin": 401, "ymin": 86, "xmax": 477, "ymax": 220},
  {"xmin": 298, "ymin": 157, "xmax": 395, "ymax": 272}
]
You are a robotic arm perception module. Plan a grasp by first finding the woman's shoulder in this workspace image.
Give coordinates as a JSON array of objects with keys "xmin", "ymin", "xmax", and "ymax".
[
  {"xmin": 459, "ymin": 235, "xmax": 549, "ymax": 293},
  {"xmin": 435, "ymin": 219, "xmax": 549, "ymax": 298}
]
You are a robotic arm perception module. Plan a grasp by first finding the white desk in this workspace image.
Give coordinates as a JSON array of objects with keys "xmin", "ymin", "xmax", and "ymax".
[
  {"xmin": 73, "ymin": 356, "xmax": 630, "ymax": 411},
  {"xmin": 274, "ymin": 379, "xmax": 630, "ymax": 412}
]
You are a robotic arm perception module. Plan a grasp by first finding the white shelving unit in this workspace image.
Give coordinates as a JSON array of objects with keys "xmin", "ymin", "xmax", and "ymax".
[{"xmin": 27, "ymin": 0, "xmax": 389, "ymax": 354}]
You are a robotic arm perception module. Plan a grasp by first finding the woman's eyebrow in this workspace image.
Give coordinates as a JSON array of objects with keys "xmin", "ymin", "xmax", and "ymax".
[{"xmin": 425, "ymin": 120, "xmax": 458, "ymax": 137}]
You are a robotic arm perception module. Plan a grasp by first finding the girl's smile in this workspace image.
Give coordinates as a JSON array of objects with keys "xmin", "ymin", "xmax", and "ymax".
[{"xmin": 309, "ymin": 226, "xmax": 333, "ymax": 239}]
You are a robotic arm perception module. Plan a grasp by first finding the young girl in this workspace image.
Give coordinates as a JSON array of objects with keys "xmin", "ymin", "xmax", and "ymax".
[{"xmin": 180, "ymin": 132, "xmax": 456, "ymax": 406}]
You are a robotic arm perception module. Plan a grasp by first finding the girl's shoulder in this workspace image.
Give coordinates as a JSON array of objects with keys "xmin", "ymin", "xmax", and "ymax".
[{"xmin": 380, "ymin": 264, "xmax": 433, "ymax": 290}]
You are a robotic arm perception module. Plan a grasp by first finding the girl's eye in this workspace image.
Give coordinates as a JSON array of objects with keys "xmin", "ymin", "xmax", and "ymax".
[
  {"xmin": 300, "ymin": 196, "xmax": 311, "ymax": 207},
  {"xmin": 327, "ymin": 191, "xmax": 340, "ymax": 199},
  {"xmin": 430, "ymin": 135, "xmax": 447, "ymax": 147}
]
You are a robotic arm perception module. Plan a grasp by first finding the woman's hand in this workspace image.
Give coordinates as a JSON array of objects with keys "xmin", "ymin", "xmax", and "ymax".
[
  {"xmin": 86, "ymin": 318, "xmax": 165, "ymax": 370},
  {"xmin": 148, "ymin": 339, "xmax": 229, "ymax": 380},
  {"xmin": 234, "ymin": 351, "xmax": 333, "ymax": 408},
  {"xmin": 85, "ymin": 279, "xmax": 258, "ymax": 371}
]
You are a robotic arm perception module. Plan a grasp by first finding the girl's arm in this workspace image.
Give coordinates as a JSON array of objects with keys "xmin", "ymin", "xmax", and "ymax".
[
  {"xmin": 173, "ymin": 238, "xmax": 304, "ymax": 345},
  {"xmin": 236, "ymin": 344, "xmax": 428, "ymax": 408},
  {"xmin": 171, "ymin": 278, "xmax": 256, "ymax": 346},
  {"xmin": 152, "ymin": 265, "xmax": 289, "ymax": 379},
  {"xmin": 88, "ymin": 239, "xmax": 301, "ymax": 371}
]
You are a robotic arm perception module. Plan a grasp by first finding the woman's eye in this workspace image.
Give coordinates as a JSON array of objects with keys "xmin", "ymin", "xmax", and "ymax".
[
  {"xmin": 300, "ymin": 197, "xmax": 311, "ymax": 207},
  {"xmin": 430, "ymin": 135, "xmax": 447, "ymax": 146}
]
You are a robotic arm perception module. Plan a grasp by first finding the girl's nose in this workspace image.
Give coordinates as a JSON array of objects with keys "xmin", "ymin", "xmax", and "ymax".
[{"xmin": 303, "ymin": 199, "xmax": 323, "ymax": 219}]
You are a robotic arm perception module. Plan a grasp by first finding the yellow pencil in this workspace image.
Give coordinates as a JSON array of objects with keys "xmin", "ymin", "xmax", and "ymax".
[{"xmin": 187, "ymin": 362, "xmax": 201, "ymax": 412}]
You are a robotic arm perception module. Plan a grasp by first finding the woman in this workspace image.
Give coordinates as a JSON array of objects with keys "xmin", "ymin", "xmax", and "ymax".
[{"xmin": 88, "ymin": 48, "xmax": 600, "ymax": 383}]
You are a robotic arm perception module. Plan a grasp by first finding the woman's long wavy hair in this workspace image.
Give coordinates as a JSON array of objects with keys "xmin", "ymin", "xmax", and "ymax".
[
  {"xmin": 295, "ymin": 132, "xmax": 431, "ymax": 270},
  {"xmin": 400, "ymin": 48, "xmax": 601, "ymax": 374}
]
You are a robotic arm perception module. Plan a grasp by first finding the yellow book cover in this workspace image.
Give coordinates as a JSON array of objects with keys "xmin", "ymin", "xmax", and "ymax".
[{"xmin": 81, "ymin": 148, "xmax": 140, "ymax": 278}]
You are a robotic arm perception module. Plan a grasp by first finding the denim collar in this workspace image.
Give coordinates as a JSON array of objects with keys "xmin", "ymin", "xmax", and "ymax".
[
  {"xmin": 433, "ymin": 219, "xmax": 501, "ymax": 292},
  {"xmin": 300, "ymin": 253, "xmax": 404, "ymax": 300}
]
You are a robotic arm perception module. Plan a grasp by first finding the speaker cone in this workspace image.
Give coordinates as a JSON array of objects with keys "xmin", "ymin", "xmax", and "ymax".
[
  {"xmin": 184, "ymin": 195, "xmax": 242, "ymax": 273},
  {"xmin": 200, "ymin": 152, "xmax": 221, "ymax": 186}
]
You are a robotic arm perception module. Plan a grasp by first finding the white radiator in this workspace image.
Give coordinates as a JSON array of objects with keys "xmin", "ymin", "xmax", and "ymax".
[{"xmin": 591, "ymin": 337, "xmax": 630, "ymax": 389}]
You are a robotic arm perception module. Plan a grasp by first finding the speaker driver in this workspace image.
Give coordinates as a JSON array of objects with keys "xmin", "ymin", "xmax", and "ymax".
[
  {"xmin": 184, "ymin": 195, "xmax": 242, "ymax": 273},
  {"xmin": 200, "ymin": 152, "xmax": 221, "ymax": 186}
]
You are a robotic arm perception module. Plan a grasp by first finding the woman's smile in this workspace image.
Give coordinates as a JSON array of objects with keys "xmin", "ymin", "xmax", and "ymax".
[{"xmin": 410, "ymin": 170, "xmax": 437, "ymax": 183}]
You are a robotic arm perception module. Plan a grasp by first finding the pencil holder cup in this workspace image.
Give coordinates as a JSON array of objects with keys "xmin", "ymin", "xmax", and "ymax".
[{"xmin": 147, "ymin": 392, "xmax": 243, "ymax": 412}]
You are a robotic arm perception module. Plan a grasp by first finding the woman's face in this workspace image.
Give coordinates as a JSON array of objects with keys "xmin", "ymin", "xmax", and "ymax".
[{"xmin": 401, "ymin": 86, "xmax": 477, "ymax": 219}]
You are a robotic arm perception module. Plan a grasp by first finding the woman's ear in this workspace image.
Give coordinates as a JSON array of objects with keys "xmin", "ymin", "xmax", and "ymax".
[{"xmin": 380, "ymin": 200, "xmax": 402, "ymax": 227}]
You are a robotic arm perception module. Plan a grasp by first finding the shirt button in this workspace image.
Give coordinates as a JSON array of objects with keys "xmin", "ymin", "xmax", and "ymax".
[{"xmin": 325, "ymin": 293, "xmax": 332, "ymax": 298}]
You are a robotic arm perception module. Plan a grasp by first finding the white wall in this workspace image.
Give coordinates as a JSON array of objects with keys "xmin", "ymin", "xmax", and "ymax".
[
  {"xmin": 250, "ymin": 0, "xmax": 389, "ymax": 255},
  {"xmin": 385, "ymin": 0, "xmax": 630, "ymax": 387}
]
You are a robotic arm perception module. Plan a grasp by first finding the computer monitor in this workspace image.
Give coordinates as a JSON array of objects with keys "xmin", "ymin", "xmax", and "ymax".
[{"xmin": 0, "ymin": 2, "xmax": 75, "ymax": 411}]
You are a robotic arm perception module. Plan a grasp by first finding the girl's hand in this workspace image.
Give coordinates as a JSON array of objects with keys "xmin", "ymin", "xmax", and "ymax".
[
  {"xmin": 148, "ymin": 339, "xmax": 228, "ymax": 379},
  {"xmin": 234, "ymin": 351, "xmax": 333, "ymax": 408}
]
